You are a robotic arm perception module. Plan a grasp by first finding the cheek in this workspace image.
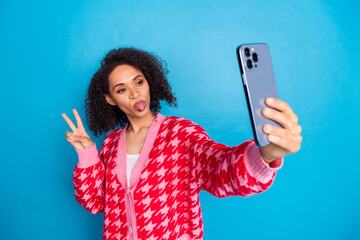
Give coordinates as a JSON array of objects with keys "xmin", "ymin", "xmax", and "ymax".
[
  {"xmin": 142, "ymin": 83, "xmax": 150, "ymax": 95},
  {"xmin": 113, "ymin": 96, "xmax": 128, "ymax": 108}
]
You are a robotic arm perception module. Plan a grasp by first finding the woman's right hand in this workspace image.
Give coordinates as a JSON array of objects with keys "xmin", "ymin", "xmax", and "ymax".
[{"xmin": 62, "ymin": 109, "xmax": 94, "ymax": 150}]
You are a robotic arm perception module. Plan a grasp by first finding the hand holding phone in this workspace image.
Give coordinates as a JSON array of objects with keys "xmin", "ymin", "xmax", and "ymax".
[{"xmin": 236, "ymin": 43, "xmax": 283, "ymax": 147}]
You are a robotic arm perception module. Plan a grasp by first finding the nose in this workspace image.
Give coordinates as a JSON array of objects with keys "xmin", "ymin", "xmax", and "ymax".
[{"xmin": 129, "ymin": 88, "xmax": 139, "ymax": 99}]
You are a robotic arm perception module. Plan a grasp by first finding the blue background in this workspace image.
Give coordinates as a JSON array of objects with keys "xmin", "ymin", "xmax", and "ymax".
[{"xmin": 1, "ymin": 0, "xmax": 359, "ymax": 239}]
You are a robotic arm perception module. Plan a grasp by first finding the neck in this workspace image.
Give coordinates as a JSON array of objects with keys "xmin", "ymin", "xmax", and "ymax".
[{"xmin": 126, "ymin": 111, "xmax": 157, "ymax": 135}]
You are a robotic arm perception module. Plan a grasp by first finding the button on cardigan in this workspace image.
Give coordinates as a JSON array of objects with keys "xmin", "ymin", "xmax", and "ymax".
[{"xmin": 73, "ymin": 112, "xmax": 283, "ymax": 240}]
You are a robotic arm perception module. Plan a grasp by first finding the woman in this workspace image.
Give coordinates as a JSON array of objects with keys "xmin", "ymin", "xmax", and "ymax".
[{"xmin": 62, "ymin": 47, "xmax": 302, "ymax": 240}]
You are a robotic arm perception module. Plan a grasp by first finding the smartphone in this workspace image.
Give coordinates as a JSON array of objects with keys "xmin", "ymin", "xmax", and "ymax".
[{"xmin": 236, "ymin": 43, "xmax": 282, "ymax": 147}]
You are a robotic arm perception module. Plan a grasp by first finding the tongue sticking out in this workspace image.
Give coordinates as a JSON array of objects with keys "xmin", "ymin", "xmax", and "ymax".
[{"xmin": 134, "ymin": 101, "xmax": 146, "ymax": 111}]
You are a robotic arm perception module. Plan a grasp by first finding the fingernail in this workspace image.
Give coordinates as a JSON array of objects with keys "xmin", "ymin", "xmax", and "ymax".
[
  {"xmin": 264, "ymin": 125, "xmax": 271, "ymax": 132},
  {"xmin": 269, "ymin": 135, "xmax": 278, "ymax": 142},
  {"xmin": 69, "ymin": 136, "xmax": 73, "ymax": 139},
  {"xmin": 267, "ymin": 98, "xmax": 273, "ymax": 104}
]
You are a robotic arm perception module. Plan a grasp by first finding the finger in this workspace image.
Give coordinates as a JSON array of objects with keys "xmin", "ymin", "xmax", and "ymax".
[
  {"xmin": 66, "ymin": 136, "xmax": 74, "ymax": 142},
  {"xmin": 68, "ymin": 135, "xmax": 81, "ymax": 142},
  {"xmin": 262, "ymin": 107, "xmax": 296, "ymax": 130},
  {"xmin": 66, "ymin": 135, "xmax": 83, "ymax": 145},
  {"xmin": 267, "ymin": 134, "xmax": 300, "ymax": 153},
  {"xmin": 264, "ymin": 123, "xmax": 302, "ymax": 139},
  {"xmin": 287, "ymin": 124, "xmax": 302, "ymax": 135},
  {"xmin": 263, "ymin": 124, "xmax": 302, "ymax": 144},
  {"xmin": 70, "ymin": 135, "xmax": 94, "ymax": 148},
  {"xmin": 296, "ymin": 124, "xmax": 302, "ymax": 135},
  {"xmin": 265, "ymin": 98, "xmax": 298, "ymax": 124},
  {"xmin": 263, "ymin": 124, "xmax": 289, "ymax": 139},
  {"xmin": 73, "ymin": 109, "xmax": 85, "ymax": 131},
  {"xmin": 68, "ymin": 134, "xmax": 88, "ymax": 144},
  {"xmin": 65, "ymin": 131, "xmax": 73, "ymax": 137},
  {"xmin": 62, "ymin": 113, "xmax": 77, "ymax": 132},
  {"xmin": 65, "ymin": 136, "xmax": 84, "ymax": 149}
]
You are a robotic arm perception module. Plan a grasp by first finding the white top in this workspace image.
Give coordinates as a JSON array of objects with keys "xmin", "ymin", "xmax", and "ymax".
[{"xmin": 126, "ymin": 153, "xmax": 140, "ymax": 187}]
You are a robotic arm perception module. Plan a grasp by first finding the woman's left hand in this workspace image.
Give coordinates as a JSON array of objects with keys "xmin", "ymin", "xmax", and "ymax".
[{"xmin": 259, "ymin": 98, "xmax": 302, "ymax": 163}]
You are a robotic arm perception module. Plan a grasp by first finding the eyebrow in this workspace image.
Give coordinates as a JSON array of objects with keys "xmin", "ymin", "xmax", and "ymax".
[{"xmin": 112, "ymin": 75, "xmax": 143, "ymax": 91}]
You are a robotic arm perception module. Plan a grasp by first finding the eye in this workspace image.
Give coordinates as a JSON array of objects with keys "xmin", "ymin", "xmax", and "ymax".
[{"xmin": 116, "ymin": 80, "xmax": 143, "ymax": 93}]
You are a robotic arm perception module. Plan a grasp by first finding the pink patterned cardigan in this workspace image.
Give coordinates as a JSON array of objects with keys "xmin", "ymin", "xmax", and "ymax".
[{"xmin": 73, "ymin": 112, "xmax": 283, "ymax": 240}]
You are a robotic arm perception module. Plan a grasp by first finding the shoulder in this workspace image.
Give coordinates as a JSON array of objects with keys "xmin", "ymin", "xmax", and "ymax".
[
  {"xmin": 163, "ymin": 115, "xmax": 198, "ymax": 128},
  {"xmin": 163, "ymin": 115, "xmax": 208, "ymax": 136},
  {"xmin": 103, "ymin": 127, "xmax": 124, "ymax": 145}
]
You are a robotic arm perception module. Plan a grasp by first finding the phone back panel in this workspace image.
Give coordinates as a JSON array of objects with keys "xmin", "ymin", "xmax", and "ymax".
[{"xmin": 237, "ymin": 43, "xmax": 282, "ymax": 147}]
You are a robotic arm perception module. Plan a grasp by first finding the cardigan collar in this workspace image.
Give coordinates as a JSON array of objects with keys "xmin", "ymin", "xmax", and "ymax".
[{"xmin": 115, "ymin": 112, "xmax": 166, "ymax": 191}]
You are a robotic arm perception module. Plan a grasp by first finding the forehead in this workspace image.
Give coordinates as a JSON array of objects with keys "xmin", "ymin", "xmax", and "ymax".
[{"xmin": 108, "ymin": 64, "xmax": 143, "ymax": 83}]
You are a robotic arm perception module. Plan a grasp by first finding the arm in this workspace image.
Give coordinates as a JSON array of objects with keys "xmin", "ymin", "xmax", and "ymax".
[
  {"xmin": 185, "ymin": 120, "xmax": 283, "ymax": 198},
  {"xmin": 72, "ymin": 142, "xmax": 106, "ymax": 214}
]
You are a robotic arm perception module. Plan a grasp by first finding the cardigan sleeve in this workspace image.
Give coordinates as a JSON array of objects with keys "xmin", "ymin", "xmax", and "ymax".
[
  {"xmin": 72, "ymin": 142, "xmax": 106, "ymax": 214},
  {"xmin": 184, "ymin": 120, "xmax": 283, "ymax": 198}
]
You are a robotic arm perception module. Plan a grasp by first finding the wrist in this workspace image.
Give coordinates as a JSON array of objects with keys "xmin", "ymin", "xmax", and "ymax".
[
  {"xmin": 263, "ymin": 156, "xmax": 276, "ymax": 164},
  {"xmin": 259, "ymin": 148, "xmax": 276, "ymax": 164}
]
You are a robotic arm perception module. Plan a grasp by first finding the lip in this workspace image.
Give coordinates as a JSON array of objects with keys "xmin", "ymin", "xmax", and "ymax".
[{"xmin": 134, "ymin": 100, "xmax": 146, "ymax": 107}]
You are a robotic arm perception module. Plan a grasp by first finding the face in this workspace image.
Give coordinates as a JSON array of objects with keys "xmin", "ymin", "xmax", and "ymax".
[{"xmin": 105, "ymin": 64, "xmax": 151, "ymax": 119}]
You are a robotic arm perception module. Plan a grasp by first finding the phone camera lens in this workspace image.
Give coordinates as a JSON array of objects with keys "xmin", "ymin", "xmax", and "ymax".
[
  {"xmin": 252, "ymin": 53, "xmax": 258, "ymax": 62},
  {"xmin": 247, "ymin": 59, "xmax": 253, "ymax": 69},
  {"xmin": 244, "ymin": 48, "xmax": 250, "ymax": 57}
]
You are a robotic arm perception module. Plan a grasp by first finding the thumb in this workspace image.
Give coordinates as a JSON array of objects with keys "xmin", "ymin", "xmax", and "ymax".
[{"xmin": 70, "ymin": 135, "xmax": 94, "ymax": 149}]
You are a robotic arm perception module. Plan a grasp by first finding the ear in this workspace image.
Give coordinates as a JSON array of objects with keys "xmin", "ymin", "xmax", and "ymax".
[{"xmin": 105, "ymin": 94, "xmax": 116, "ymax": 106}]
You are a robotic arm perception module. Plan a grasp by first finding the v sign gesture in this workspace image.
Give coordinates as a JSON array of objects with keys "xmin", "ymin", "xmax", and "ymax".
[{"xmin": 62, "ymin": 108, "xmax": 94, "ymax": 150}]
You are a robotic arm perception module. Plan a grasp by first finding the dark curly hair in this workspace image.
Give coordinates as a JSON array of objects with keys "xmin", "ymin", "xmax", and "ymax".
[{"xmin": 85, "ymin": 47, "xmax": 178, "ymax": 137}]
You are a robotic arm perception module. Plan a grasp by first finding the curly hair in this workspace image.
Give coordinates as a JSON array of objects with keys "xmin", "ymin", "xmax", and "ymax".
[{"xmin": 85, "ymin": 47, "xmax": 178, "ymax": 137}]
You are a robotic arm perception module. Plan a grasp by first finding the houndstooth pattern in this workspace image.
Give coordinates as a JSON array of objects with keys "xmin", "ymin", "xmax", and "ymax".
[{"xmin": 73, "ymin": 115, "xmax": 277, "ymax": 240}]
